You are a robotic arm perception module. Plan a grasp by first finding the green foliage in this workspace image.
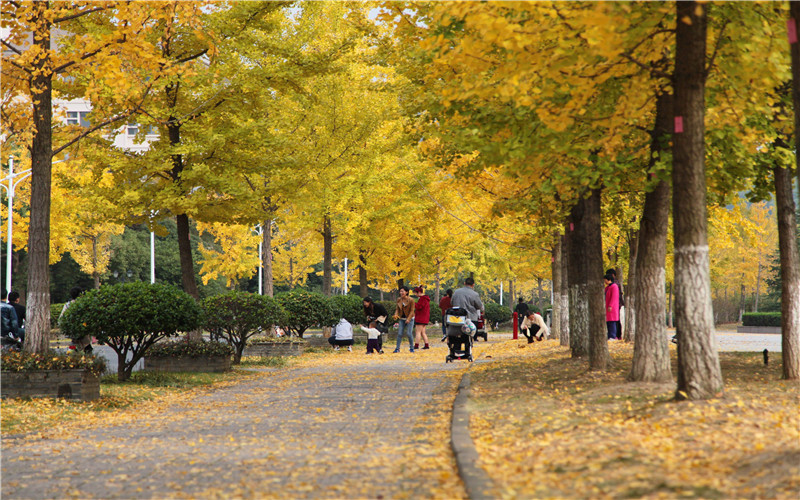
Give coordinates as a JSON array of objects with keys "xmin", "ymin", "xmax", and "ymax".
[
  {"xmin": 201, "ymin": 291, "xmax": 286, "ymax": 363},
  {"xmin": 485, "ymin": 303, "xmax": 512, "ymax": 325},
  {"xmin": 275, "ymin": 290, "xmax": 335, "ymax": 338},
  {"xmin": 378, "ymin": 300, "xmax": 397, "ymax": 318},
  {"xmin": 429, "ymin": 303, "xmax": 442, "ymax": 323},
  {"xmin": 0, "ymin": 350, "xmax": 105, "ymax": 376},
  {"xmin": 741, "ymin": 312, "xmax": 782, "ymax": 327},
  {"xmin": 59, "ymin": 282, "xmax": 201, "ymax": 381},
  {"xmin": 146, "ymin": 339, "xmax": 233, "ymax": 358},
  {"xmin": 50, "ymin": 303, "xmax": 64, "ymax": 329},
  {"xmin": 329, "ymin": 294, "xmax": 365, "ymax": 327}
]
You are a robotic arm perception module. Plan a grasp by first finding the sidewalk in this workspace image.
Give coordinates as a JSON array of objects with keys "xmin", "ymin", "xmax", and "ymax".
[{"xmin": 1, "ymin": 348, "xmax": 469, "ymax": 499}]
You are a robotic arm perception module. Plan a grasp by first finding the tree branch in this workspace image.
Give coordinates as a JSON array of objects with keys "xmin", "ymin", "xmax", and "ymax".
[{"xmin": 53, "ymin": 5, "xmax": 109, "ymax": 24}]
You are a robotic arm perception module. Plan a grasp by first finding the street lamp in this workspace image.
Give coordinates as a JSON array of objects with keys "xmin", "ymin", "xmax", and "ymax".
[
  {"xmin": 1, "ymin": 157, "xmax": 31, "ymax": 292},
  {"xmin": 255, "ymin": 224, "xmax": 263, "ymax": 295}
]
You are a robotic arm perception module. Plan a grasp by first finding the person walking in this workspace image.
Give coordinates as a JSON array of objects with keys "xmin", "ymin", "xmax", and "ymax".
[
  {"xmin": 514, "ymin": 297, "xmax": 529, "ymax": 334},
  {"xmin": 604, "ymin": 272, "xmax": 621, "ymax": 340},
  {"xmin": 393, "ymin": 286, "xmax": 415, "ymax": 353},
  {"xmin": 451, "ymin": 277, "xmax": 484, "ymax": 322},
  {"xmin": 439, "ymin": 289, "xmax": 453, "ymax": 337},
  {"xmin": 360, "ymin": 321, "xmax": 383, "ymax": 354},
  {"xmin": 412, "ymin": 286, "xmax": 431, "ymax": 350}
]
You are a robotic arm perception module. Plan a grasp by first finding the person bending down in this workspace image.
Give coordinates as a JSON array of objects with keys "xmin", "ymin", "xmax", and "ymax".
[
  {"xmin": 328, "ymin": 317, "xmax": 354, "ymax": 351},
  {"xmin": 520, "ymin": 311, "xmax": 550, "ymax": 344}
]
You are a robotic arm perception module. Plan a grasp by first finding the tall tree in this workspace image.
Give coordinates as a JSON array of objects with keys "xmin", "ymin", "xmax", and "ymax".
[
  {"xmin": 672, "ymin": 1, "xmax": 723, "ymax": 400},
  {"xmin": 1, "ymin": 2, "xmax": 167, "ymax": 352},
  {"xmin": 781, "ymin": 2, "xmax": 800, "ymax": 379}
]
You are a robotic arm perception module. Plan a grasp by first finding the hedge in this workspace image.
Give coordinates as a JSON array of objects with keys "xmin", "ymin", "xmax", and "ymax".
[{"xmin": 742, "ymin": 312, "xmax": 782, "ymax": 327}]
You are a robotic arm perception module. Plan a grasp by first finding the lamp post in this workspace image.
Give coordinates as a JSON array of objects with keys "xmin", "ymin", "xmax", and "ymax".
[
  {"xmin": 255, "ymin": 224, "xmax": 264, "ymax": 295},
  {"xmin": 2, "ymin": 157, "xmax": 32, "ymax": 292}
]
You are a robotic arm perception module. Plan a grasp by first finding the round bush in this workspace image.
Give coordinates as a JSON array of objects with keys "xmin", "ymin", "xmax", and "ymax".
[
  {"xmin": 61, "ymin": 282, "xmax": 201, "ymax": 342},
  {"xmin": 202, "ymin": 291, "xmax": 286, "ymax": 363},
  {"xmin": 275, "ymin": 290, "xmax": 335, "ymax": 337},
  {"xmin": 59, "ymin": 282, "xmax": 201, "ymax": 381},
  {"xmin": 485, "ymin": 303, "xmax": 512, "ymax": 326},
  {"xmin": 329, "ymin": 294, "xmax": 366, "ymax": 326}
]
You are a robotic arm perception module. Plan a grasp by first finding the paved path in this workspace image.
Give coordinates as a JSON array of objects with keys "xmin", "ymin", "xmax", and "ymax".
[{"xmin": 1, "ymin": 350, "xmax": 469, "ymax": 499}]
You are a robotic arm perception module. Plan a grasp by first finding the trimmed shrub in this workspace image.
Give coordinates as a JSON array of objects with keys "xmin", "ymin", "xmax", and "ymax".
[
  {"xmin": 0, "ymin": 350, "xmax": 105, "ymax": 376},
  {"xmin": 329, "ymin": 294, "xmax": 366, "ymax": 327},
  {"xmin": 202, "ymin": 291, "xmax": 286, "ymax": 363},
  {"xmin": 485, "ymin": 303, "xmax": 512, "ymax": 326},
  {"xmin": 60, "ymin": 282, "xmax": 201, "ymax": 381},
  {"xmin": 147, "ymin": 339, "xmax": 234, "ymax": 358},
  {"xmin": 742, "ymin": 312, "xmax": 782, "ymax": 327},
  {"xmin": 378, "ymin": 300, "xmax": 397, "ymax": 319},
  {"xmin": 275, "ymin": 290, "xmax": 335, "ymax": 338}
]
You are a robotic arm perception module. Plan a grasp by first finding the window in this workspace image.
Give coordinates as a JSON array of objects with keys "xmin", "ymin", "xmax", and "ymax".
[
  {"xmin": 126, "ymin": 123, "xmax": 139, "ymax": 136},
  {"xmin": 67, "ymin": 111, "xmax": 90, "ymax": 127}
]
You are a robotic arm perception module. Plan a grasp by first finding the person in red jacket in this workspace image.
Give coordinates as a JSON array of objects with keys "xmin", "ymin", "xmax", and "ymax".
[
  {"xmin": 439, "ymin": 288, "xmax": 452, "ymax": 338},
  {"xmin": 413, "ymin": 286, "xmax": 431, "ymax": 350}
]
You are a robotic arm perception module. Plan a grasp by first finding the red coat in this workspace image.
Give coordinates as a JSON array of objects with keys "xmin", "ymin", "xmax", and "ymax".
[
  {"xmin": 605, "ymin": 282, "xmax": 620, "ymax": 321},
  {"xmin": 439, "ymin": 295, "xmax": 451, "ymax": 314},
  {"xmin": 415, "ymin": 294, "xmax": 431, "ymax": 324}
]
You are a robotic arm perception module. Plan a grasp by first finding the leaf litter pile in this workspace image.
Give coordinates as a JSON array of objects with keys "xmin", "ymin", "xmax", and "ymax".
[{"xmin": 469, "ymin": 340, "xmax": 800, "ymax": 499}]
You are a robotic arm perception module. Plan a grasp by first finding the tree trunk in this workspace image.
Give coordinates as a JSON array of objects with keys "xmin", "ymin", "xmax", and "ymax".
[
  {"xmin": 92, "ymin": 235, "xmax": 101, "ymax": 289},
  {"xmin": 630, "ymin": 91, "xmax": 673, "ymax": 382},
  {"xmin": 672, "ymin": 1, "xmax": 723, "ymax": 400},
  {"xmin": 434, "ymin": 259, "xmax": 441, "ymax": 303},
  {"xmin": 773, "ymin": 165, "xmax": 800, "ymax": 379},
  {"xmin": 586, "ymin": 188, "xmax": 609, "ymax": 371},
  {"xmin": 23, "ymin": 3, "xmax": 53, "ymax": 354},
  {"xmin": 782, "ymin": 3, "xmax": 800, "ymax": 380},
  {"xmin": 667, "ymin": 282, "xmax": 673, "ymax": 328},
  {"xmin": 322, "ymin": 214, "xmax": 332, "ymax": 296},
  {"xmin": 551, "ymin": 235, "xmax": 563, "ymax": 342},
  {"xmin": 738, "ymin": 282, "xmax": 746, "ymax": 323},
  {"xmin": 624, "ymin": 228, "xmax": 638, "ymax": 342},
  {"xmin": 567, "ymin": 198, "xmax": 589, "ymax": 358},
  {"xmin": 630, "ymin": 179, "xmax": 673, "ymax": 382},
  {"xmin": 755, "ymin": 253, "xmax": 761, "ymax": 312},
  {"xmin": 176, "ymin": 214, "xmax": 198, "ymax": 299},
  {"xmin": 359, "ymin": 250, "xmax": 368, "ymax": 298},
  {"xmin": 166, "ymin": 80, "xmax": 200, "ymax": 302},
  {"xmin": 559, "ymin": 233, "xmax": 570, "ymax": 346},
  {"xmin": 263, "ymin": 219, "xmax": 274, "ymax": 297},
  {"xmin": 509, "ymin": 280, "xmax": 515, "ymax": 306}
]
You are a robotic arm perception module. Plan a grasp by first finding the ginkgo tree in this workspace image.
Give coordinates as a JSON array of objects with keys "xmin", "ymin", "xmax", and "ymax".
[{"xmin": 1, "ymin": 1, "xmax": 179, "ymax": 353}]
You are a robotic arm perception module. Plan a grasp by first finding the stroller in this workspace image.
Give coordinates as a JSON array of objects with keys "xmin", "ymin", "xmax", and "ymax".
[
  {"xmin": 473, "ymin": 311, "xmax": 487, "ymax": 341},
  {"xmin": 444, "ymin": 307, "xmax": 474, "ymax": 363}
]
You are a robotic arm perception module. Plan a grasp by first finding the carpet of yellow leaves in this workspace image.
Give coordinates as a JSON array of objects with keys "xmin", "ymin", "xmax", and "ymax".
[{"xmin": 469, "ymin": 339, "xmax": 800, "ymax": 499}]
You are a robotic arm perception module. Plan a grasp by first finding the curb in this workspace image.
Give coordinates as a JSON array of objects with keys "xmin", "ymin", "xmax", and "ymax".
[{"xmin": 451, "ymin": 372, "xmax": 497, "ymax": 500}]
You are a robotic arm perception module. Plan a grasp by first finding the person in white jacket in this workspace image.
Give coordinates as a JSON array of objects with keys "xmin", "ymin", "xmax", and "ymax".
[
  {"xmin": 360, "ymin": 321, "xmax": 384, "ymax": 354},
  {"xmin": 520, "ymin": 311, "xmax": 550, "ymax": 343},
  {"xmin": 328, "ymin": 318, "xmax": 354, "ymax": 351}
]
